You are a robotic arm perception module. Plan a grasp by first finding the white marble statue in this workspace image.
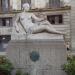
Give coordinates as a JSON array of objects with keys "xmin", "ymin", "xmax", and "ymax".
[{"xmin": 15, "ymin": 3, "xmax": 65, "ymax": 35}]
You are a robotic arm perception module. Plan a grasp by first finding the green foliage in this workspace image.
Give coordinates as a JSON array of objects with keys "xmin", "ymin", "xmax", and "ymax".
[
  {"xmin": 23, "ymin": 72, "xmax": 30, "ymax": 75},
  {"xmin": 63, "ymin": 56, "xmax": 75, "ymax": 75},
  {"xmin": 16, "ymin": 70, "xmax": 23, "ymax": 75},
  {"xmin": 16, "ymin": 69, "xmax": 30, "ymax": 75},
  {"xmin": 16, "ymin": 69, "xmax": 23, "ymax": 75},
  {"xmin": 0, "ymin": 56, "xmax": 14, "ymax": 75}
]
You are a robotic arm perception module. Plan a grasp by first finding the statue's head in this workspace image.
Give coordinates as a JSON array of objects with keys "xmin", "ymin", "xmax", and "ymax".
[{"xmin": 22, "ymin": 3, "xmax": 30, "ymax": 11}]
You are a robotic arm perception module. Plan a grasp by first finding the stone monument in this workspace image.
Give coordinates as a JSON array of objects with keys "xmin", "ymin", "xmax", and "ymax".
[{"xmin": 7, "ymin": 3, "xmax": 67, "ymax": 75}]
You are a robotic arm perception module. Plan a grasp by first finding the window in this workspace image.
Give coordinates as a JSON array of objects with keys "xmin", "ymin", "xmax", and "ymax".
[
  {"xmin": 49, "ymin": 0, "xmax": 60, "ymax": 8},
  {"xmin": 12, "ymin": 0, "xmax": 21, "ymax": 10},
  {"xmin": 0, "ymin": 18, "xmax": 12, "ymax": 26},
  {"xmin": 1, "ymin": 0, "xmax": 9, "ymax": 12},
  {"xmin": 31, "ymin": 0, "xmax": 46, "ymax": 9},
  {"xmin": 47, "ymin": 15, "xmax": 63, "ymax": 24},
  {"xmin": 0, "ymin": 35, "xmax": 11, "ymax": 52}
]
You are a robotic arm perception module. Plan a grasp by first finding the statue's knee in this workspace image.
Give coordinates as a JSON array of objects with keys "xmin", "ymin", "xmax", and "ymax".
[{"xmin": 45, "ymin": 26, "xmax": 49, "ymax": 30}]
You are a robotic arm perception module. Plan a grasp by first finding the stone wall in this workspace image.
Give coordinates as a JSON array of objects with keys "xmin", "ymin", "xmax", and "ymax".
[{"xmin": 71, "ymin": 0, "xmax": 75, "ymax": 51}]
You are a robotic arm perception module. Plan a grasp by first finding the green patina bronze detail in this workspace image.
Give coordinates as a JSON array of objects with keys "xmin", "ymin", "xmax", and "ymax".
[{"xmin": 30, "ymin": 51, "xmax": 40, "ymax": 62}]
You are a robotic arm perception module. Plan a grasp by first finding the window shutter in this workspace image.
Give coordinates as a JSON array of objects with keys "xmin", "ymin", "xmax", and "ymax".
[
  {"xmin": 1, "ymin": 0, "xmax": 9, "ymax": 12},
  {"xmin": 49, "ymin": 0, "xmax": 60, "ymax": 8}
]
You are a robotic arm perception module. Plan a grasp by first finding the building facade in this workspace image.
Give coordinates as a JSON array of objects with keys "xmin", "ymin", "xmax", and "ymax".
[{"xmin": 71, "ymin": 0, "xmax": 75, "ymax": 52}]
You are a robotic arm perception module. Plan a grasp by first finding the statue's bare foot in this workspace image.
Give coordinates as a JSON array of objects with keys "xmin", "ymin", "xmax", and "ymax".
[
  {"xmin": 59, "ymin": 32, "xmax": 66, "ymax": 35},
  {"xmin": 63, "ymin": 32, "xmax": 67, "ymax": 35},
  {"xmin": 61, "ymin": 32, "xmax": 67, "ymax": 40}
]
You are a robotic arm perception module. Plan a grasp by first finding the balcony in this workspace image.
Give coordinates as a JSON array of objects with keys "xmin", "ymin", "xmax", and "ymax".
[
  {"xmin": 9, "ymin": 6, "xmax": 70, "ymax": 13},
  {"xmin": 29, "ymin": 6, "xmax": 71, "ymax": 12},
  {"xmin": 0, "ymin": 27, "xmax": 12, "ymax": 35}
]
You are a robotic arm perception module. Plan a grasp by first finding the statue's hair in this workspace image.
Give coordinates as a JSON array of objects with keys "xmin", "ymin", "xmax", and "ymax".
[{"xmin": 22, "ymin": 3, "xmax": 30, "ymax": 9}]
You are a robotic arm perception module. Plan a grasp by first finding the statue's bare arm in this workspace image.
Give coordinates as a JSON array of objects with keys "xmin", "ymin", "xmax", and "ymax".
[
  {"xmin": 15, "ymin": 14, "xmax": 27, "ymax": 33},
  {"xmin": 31, "ymin": 14, "xmax": 46, "ymax": 22},
  {"xmin": 14, "ymin": 14, "xmax": 20, "ymax": 33}
]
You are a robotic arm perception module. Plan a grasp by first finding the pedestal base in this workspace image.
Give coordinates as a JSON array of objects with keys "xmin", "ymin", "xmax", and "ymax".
[{"xmin": 7, "ymin": 38, "xmax": 67, "ymax": 75}]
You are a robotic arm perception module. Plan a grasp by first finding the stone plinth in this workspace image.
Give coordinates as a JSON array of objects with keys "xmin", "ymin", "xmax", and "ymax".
[{"xmin": 7, "ymin": 34, "xmax": 66, "ymax": 75}]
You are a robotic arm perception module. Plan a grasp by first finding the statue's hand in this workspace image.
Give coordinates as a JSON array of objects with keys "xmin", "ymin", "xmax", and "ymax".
[{"xmin": 15, "ymin": 24, "xmax": 20, "ymax": 33}]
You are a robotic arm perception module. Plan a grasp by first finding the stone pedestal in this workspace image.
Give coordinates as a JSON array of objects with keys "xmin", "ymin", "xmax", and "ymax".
[{"xmin": 7, "ymin": 34, "xmax": 67, "ymax": 75}]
